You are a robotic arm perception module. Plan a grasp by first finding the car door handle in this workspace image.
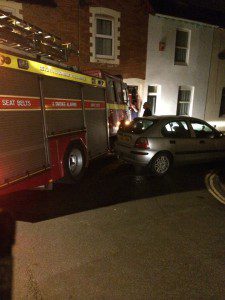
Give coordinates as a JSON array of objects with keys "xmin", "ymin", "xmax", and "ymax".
[
  {"xmin": 199, "ymin": 140, "xmax": 205, "ymax": 144},
  {"xmin": 170, "ymin": 140, "xmax": 176, "ymax": 144}
]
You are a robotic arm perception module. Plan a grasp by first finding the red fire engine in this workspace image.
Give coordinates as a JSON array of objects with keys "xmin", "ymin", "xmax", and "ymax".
[
  {"xmin": 0, "ymin": 50, "xmax": 130, "ymax": 196},
  {"xmin": 84, "ymin": 70, "xmax": 131, "ymax": 139},
  {"xmin": 0, "ymin": 9, "xmax": 131, "ymax": 196}
]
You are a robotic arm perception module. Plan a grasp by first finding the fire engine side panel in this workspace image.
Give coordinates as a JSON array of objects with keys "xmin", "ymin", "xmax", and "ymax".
[
  {"xmin": 0, "ymin": 68, "xmax": 47, "ymax": 186},
  {"xmin": 42, "ymin": 77, "xmax": 84, "ymax": 136},
  {"xmin": 83, "ymin": 86, "xmax": 108, "ymax": 158}
]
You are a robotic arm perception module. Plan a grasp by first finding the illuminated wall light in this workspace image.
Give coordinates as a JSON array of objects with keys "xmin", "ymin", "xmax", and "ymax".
[
  {"xmin": 44, "ymin": 35, "xmax": 51, "ymax": 39},
  {"xmin": 0, "ymin": 15, "xmax": 7, "ymax": 19}
]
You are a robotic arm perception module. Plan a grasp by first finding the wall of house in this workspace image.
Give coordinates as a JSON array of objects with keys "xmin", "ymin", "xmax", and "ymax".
[
  {"xmin": 20, "ymin": 0, "xmax": 148, "ymax": 81},
  {"xmin": 143, "ymin": 14, "xmax": 214, "ymax": 118},
  {"xmin": 204, "ymin": 29, "xmax": 225, "ymax": 131}
]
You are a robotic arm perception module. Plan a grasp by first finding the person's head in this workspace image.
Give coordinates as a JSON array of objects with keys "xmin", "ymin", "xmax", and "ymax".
[{"xmin": 143, "ymin": 102, "xmax": 149, "ymax": 109}]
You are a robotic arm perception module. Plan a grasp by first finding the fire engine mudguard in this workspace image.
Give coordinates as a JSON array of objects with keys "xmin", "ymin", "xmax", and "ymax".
[{"xmin": 64, "ymin": 142, "xmax": 86, "ymax": 181}]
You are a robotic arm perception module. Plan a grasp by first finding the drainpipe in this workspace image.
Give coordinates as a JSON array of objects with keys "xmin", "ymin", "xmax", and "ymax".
[{"xmin": 204, "ymin": 27, "xmax": 216, "ymax": 121}]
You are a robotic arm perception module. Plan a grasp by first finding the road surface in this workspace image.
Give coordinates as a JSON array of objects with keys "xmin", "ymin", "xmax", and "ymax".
[{"xmin": 0, "ymin": 156, "xmax": 224, "ymax": 299}]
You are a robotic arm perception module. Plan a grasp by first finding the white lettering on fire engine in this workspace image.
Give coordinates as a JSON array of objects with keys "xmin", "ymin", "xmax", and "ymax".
[
  {"xmin": 17, "ymin": 100, "xmax": 31, "ymax": 107},
  {"xmin": 53, "ymin": 101, "xmax": 66, "ymax": 107},
  {"xmin": 40, "ymin": 66, "xmax": 86, "ymax": 82},
  {"xmin": 67, "ymin": 102, "xmax": 77, "ymax": 107},
  {"xmin": 91, "ymin": 103, "xmax": 100, "ymax": 108},
  {"xmin": 2, "ymin": 99, "xmax": 15, "ymax": 106}
]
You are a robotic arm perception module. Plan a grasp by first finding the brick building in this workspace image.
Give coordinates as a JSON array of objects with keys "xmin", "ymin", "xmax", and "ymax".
[
  {"xmin": 19, "ymin": 0, "xmax": 149, "ymax": 79},
  {"xmin": 1, "ymin": 0, "xmax": 149, "ymax": 111}
]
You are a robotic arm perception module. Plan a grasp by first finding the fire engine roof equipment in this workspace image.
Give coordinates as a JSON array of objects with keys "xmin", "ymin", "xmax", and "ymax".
[{"xmin": 0, "ymin": 9, "xmax": 71, "ymax": 61}]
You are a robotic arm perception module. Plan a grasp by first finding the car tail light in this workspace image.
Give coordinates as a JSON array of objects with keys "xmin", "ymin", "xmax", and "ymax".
[{"xmin": 135, "ymin": 137, "xmax": 149, "ymax": 149}]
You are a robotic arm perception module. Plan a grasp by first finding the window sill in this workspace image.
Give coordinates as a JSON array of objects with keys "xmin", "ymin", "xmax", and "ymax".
[
  {"xmin": 174, "ymin": 62, "xmax": 188, "ymax": 66},
  {"xmin": 90, "ymin": 56, "xmax": 119, "ymax": 65}
]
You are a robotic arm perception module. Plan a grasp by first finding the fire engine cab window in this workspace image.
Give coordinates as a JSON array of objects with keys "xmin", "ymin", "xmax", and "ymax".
[
  {"xmin": 122, "ymin": 86, "xmax": 128, "ymax": 104},
  {"xmin": 115, "ymin": 81, "xmax": 123, "ymax": 103},
  {"xmin": 106, "ymin": 79, "xmax": 116, "ymax": 102}
]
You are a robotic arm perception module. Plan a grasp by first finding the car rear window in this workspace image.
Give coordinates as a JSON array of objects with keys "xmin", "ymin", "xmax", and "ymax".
[{"xmin": 120, "ymin": 118, "xmax": 156, "ymax": 134}]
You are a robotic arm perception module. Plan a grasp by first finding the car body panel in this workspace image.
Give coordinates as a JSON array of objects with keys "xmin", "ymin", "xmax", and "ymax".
[{"xmin": 115, "ymin": 115, "xmax": 225, "ymax": 168}]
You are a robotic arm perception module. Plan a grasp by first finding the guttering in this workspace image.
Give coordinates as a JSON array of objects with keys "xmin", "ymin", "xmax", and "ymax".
[{"xmin": 155, "ymin": 13, "xmax": 219, "ymax": 29}]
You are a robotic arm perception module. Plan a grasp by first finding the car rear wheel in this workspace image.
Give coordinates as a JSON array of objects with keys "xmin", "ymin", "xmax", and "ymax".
[
  {"xmin": 64, "ymin": 143, "xmax": 86, "ymax": 181},
  {"xmin": 150, "ymin": 152, "xmax": 171, "ymax": 176}
]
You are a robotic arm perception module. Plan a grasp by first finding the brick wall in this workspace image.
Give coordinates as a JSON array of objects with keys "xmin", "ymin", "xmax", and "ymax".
[{"xmin": 22, "ymin": 0, "xmax": 149, "ymax": 79}]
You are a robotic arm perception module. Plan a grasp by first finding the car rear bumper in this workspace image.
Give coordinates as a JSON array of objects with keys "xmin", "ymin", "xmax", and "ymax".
[{"xmin": 115, "ymin": 143, "xmax": 157, "ymax": 166}]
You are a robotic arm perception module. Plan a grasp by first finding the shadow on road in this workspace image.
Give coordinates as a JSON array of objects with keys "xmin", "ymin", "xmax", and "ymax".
[{"xmin": 0, "ymin": 155, "xmax": 222, "ymax": 223}]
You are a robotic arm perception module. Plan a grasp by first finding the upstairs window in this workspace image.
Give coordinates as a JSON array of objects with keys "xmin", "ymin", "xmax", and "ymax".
[
  {"xmin": 219, "ymin": 87, "xmax": 225, "ymax": 117},
  {"xmin": 95, "ymin": 17, "xmax": 114, "ymax": 58},
  {"xmin": 90, "ymin": 7, "xmax": 120, "ymax": 65},
  {"xmin": 177, "ymin": 86, "xmax": 193, "ymax": 116},
  {"xmin": 174, "ymin": 29, "xmax": 190, "ymax": 65}
]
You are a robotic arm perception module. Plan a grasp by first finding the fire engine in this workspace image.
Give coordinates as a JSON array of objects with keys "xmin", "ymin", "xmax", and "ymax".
[{"xmin": 0, "ymin": 10, "xmax": 130, "ymax": 196}]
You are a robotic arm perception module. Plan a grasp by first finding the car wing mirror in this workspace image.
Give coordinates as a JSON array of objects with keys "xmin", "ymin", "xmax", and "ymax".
[{"xmin": 211, "ymin": 132, "xmax": 224, "ymax": 139}]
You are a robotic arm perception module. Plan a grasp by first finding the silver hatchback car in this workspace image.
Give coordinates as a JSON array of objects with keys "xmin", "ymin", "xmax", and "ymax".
[{"xmin": 115, "ymin": 116, "xmax": 225, "ymax": 176}]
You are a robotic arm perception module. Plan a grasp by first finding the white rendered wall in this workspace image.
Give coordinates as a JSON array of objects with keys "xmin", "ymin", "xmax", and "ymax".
[
  {"xmin": 205, "ymin": 29, "xmax": 225, "ymax": 131},
  {"xmin": 144, "ymin": 15, "xmax": 214, "ymax": 119}
]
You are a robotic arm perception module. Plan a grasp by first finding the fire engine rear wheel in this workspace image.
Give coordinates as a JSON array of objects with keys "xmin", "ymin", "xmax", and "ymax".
[{"xmin": 64, "ymin": 144, "xmax": 85, "ymax": 180}]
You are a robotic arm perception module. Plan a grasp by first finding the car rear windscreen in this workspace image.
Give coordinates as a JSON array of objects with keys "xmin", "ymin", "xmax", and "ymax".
[{"xmin": 120, "ymin": 118, "xmax": 156, "ymax": 134}]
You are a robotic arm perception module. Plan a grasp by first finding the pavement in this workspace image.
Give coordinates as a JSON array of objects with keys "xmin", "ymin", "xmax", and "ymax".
[{"xmin": 12, "ymin": 189, "xmax": 225, "ymax": 299}]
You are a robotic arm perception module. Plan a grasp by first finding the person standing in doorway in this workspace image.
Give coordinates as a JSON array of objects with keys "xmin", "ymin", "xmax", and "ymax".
[{"xmin": 143, "ymin": 102, "xmax": 152, "ymax": 117}]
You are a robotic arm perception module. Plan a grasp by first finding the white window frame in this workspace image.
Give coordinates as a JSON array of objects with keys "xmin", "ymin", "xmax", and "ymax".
[
  {"xmin": 95, "ymin": 16, "xmax": 114, "ymax": 59},
  {"xmin": 89, "ymin": 7, "xmax": 120, "ymax": 65},
  {"xmin": 174, "ymin": 29, "xmax": 191, "ymax": 66},
  {"xmin": 177, "ymin": 86, "xmax": 194, "ymax": 116}
]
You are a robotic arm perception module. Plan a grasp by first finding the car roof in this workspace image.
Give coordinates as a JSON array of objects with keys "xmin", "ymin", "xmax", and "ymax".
[{"xmin": 137, "ymin": 115, "xmax": 206, "ymax": 123}]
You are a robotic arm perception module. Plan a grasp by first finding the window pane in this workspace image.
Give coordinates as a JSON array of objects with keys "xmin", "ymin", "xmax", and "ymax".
[
  {"xmin": 177, "ymin": 88, "xmax": 191, "ymax": 115},
  {"xmin": 177, "ymin": 103, "xmax": 188, "ymax": 115},
  {"xmin": 96, "ymin": 19, "xmax": 112, "ymax": 35},
  {"xmin": 148, "ymin": 86, "xmax": 157, "ymax": 93},
  {"xmin": 115, "ymin": 81, "xmax": 123, "ymax": 103},
  {"xmin": 176, "ymin": 30, "xmax": 188, "ymax": 47},
  {"xmin": 179, "ymin": 90, "xmax": 191, "ymax": 102},
  {"xmin": 128, "ymin": 119, "xmax": 155, "ymax": 133},
  {"xmin": 106, "ymin": 78, "xmax": 116, "ymax": 102},
  {"xmin": 191, "ymin": 122, "xmax": 213, "ymax": 138},
  {"xmin": 96, "ymin": 37, "xmax": 112, "ymax": 56},
  {"xmin": 162, "ymin": 121, "xmax": 190, "ymax": 138},
  {"xmin": 175, "ymin": 48, "xmax": 187, "ymax": 63}
]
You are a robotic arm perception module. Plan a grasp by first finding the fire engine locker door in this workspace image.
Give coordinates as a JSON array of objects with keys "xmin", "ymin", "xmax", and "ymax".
[
  {"xmin": 82, "ymin": 85, "xmax": 108, "ymax": 158},
  {"xmin": 0, "ymin": 68, "xmax": 47, "ymax": 186},
  {"xmin": 41, "ymin": 77, "xmax": 84, "ymax": 136}
]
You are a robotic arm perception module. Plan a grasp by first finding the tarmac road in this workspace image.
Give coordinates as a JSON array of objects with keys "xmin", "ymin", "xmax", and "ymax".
[{"xmin": 0, "ymin": 155, "xmax": 224, "ymax": 299}]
